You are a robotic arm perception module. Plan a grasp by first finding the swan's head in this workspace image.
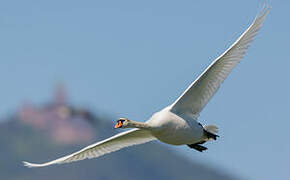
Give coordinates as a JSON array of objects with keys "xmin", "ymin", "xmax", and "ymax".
[{"xmin": 114, "ymin": 118, "xmax": 130, "ymax": 129}]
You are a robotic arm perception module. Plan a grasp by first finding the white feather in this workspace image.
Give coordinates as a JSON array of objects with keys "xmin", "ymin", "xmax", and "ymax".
[
  {"xmin": 23, "ymin": 129, "xmax": 156, "ymax": 167},
  {"xmin": 170, "ymin": 6, "xmax": 270, "ymax": 119}
]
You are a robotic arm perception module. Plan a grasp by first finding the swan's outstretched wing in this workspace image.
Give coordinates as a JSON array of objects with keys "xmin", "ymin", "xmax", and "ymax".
[
  {"xmin": 23, "ymin": 129, "xmax": 156, "ymax": 167},
  {"xmin": 170, "ymin": 6, "xmax": 270, "ymax": 119}
]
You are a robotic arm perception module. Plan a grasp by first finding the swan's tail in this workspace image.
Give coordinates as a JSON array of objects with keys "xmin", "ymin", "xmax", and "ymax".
[{"xmin": 204, "ymin": 125, "xmax": 219, "ymax": 141}]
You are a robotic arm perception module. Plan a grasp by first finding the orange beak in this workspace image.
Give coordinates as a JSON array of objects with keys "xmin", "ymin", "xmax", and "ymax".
[{"xmin": 114, "ymin": 121, "xmax": 123, "ymax": 128}]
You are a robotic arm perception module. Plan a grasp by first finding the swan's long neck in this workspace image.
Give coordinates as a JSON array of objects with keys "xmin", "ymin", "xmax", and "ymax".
[{"xmin": 127, "ymin": 120, "xmax": 152, "ymax": 130}]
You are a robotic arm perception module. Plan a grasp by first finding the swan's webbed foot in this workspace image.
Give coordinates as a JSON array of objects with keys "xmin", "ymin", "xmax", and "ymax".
[
  {"xmin": 187, "ymin": 143, "xmax": 208, "ymax": 152},
  {"xmin": 204, "ymin": 130, "xmax": 219, "ymax": 140}
]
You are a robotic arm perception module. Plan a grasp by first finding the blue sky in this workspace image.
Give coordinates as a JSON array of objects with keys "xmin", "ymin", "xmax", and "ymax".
[{"xmin": 0, "ymin": 0, "xmax": 289, "ymax": 179}]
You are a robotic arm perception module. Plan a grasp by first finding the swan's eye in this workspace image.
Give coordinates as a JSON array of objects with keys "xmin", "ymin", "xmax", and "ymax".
[{"xmin": 114, "ymin": 120, "xmax": 124, "ymax": 128}]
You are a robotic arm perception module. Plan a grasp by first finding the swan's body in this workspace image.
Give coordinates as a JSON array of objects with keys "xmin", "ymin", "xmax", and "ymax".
[
  {"xmin": 23, "ymin": 6, "xmax": 270, "ymax": 168},
  {"xmin": 147, "ymin": 107, "xmax": 204, "ymax": 145}
]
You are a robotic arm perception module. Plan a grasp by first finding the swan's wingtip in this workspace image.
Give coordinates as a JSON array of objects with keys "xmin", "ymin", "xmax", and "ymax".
[
  {"xmin": 23, "ymin": 161, "xmax": 40, "ymax": 168},
  {"xmin": 258, "ymin": 3, "xmax": 271, "ymax": 16}
]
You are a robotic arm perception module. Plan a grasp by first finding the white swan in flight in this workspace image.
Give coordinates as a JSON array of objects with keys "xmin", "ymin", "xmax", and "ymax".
[{"xmin": 23, "ymin": 6, "xmax": 270, "ymax": 168}]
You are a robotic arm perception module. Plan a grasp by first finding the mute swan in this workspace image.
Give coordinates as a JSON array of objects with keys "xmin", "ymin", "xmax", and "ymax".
[{"xmin": 23, "ymin": 6, "xmax": 270, "ymax": 168}]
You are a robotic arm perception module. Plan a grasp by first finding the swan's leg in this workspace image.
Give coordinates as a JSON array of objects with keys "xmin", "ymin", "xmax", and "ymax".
[
  {"xmin": 204, "ymin": 130, "xmax": 219, "ymax": 140},
  {"xmin": 187, "ymin": 143, "xmax": 208, "ymax": 152}
]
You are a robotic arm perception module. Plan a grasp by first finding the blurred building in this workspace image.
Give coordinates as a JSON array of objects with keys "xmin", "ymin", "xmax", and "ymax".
[{"xmin": 18, "ymin": 84, "xmax": 96, "ymax": 144}]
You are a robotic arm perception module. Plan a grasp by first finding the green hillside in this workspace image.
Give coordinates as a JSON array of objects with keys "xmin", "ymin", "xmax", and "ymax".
[{"xmin": 0, "ymin": 117, "xmax": 238, "ymax": 180}]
